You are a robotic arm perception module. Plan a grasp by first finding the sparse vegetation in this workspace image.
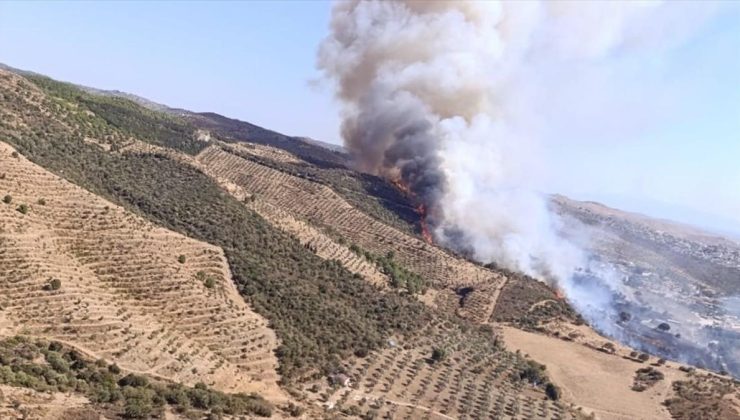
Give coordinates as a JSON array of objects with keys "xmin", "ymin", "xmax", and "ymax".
[
  {"xmin": 0, "ymin": 337, "xmax": 273, "ymax": 418},
  {"xmin": 632, "ymin": 367, "xmax": 664, "ymax": 391},
  {"xmin": 43, "ymin": 278, "xmax": 61, "ymax": 291},
  {"xmin": 664, "ymin": 374, "xmax": 738, "ymax": 419}
]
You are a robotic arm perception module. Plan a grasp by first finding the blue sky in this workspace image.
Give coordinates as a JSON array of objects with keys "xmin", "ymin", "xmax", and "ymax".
[
  {"xmin": 1, "ymin": 1, "xmax": 739, "ymax": 235},
  {"xmin": 0, "ymin": 1, "xmax": 339, "ymax": 140}
]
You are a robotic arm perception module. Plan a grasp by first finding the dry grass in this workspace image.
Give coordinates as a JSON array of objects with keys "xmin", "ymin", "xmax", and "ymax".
[
  {"xmin": 665, "ymin": 374, "xmax": 740, "ymax": 420},
  {"xmin": 499, "ymin": 326, "xmax": 738, "ymax": 420}
]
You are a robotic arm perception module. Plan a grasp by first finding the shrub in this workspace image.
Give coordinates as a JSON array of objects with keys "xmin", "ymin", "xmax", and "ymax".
[
  {"xmin": 431, "ymin": 347, "xmax": 447, "ymax": 362},
  {"xmin": 2, "ymin": 195, "xmax": 11, "ymax": 204},
  {"xmin": 638, "ymin": 353, "xmax": 650, "ymax": 362},
  {"xmin": 245, "ymin": 397, "xmax": 273, "ymax": 417},
  {"xmin": 518, "ymin": 360, "xmax": 547, "ymax": 385},
  {"xmin": 123, "ymin": 387, "xmax": 154, "ymax": 419},
  {"xmin": 0, "ymin": 336, "xmax": 273, "ymax": 417},
  {"xmin": 44, "ymin": 278, "xmax": 61, "ymax": 291},
  {"xmin": 657, "ymin": 322, "xmax": 671, "ymax": 331},
  {"xmin": 545, "ymin": 382, "xmax": 560, "ymax": 400},
  {"xmin": 11, "ymin": 151, "xmax": 18, "ymax": 158},
  {"xmin": 286, "ymin": 402, "xmax": 304, "ymax": 417},
  {"xmin": 364, "ymin": 409, "xmax": 379, "ymax": 420},
  {"xmin": 45, "ymin": 352, "xmax": 70, "ymax": 373},
  {"xmin": 37, "ymin": 198, "xmax": 46, "ymax": 205},
  {"xmin": 164, "ymin": 385, "xmax": 190, "ymax": 408},
  {"xmin": 177, "ymin": 255, "xmax": 186, "ymax": 264},
  {"xmin": 204, "ymin": 277, "xmax": 216, "ymax": 289},
  {"xmin": 633, "ymin": 366, "xmax": 665, "ymax": 391},
  {"xmin": 118, "ymin": 374, "xmax": 149, "ymax": 388},
  {"xmin": 16, "ymin": 204, "xmax": 28, "ymax": 214}
]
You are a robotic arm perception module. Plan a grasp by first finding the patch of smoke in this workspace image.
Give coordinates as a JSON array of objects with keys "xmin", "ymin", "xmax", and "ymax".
[{"xmin": 318, "ymin": 0, "xmax": 721, "ymax": 361}]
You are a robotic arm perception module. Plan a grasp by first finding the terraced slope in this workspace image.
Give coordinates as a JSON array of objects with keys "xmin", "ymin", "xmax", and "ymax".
[
  {"xmin": 0, "ymin": 142, "xmax": 283, "ymax": 399},
  {"xmin": 197, "ymin": 145, "xmax": 503, "ymax": 287},
  {"xmin": 0, "ymin": 68, "xmax": 431, "ymax": 382},
  {"xmin": 306, "ymin": 323, "xmax": 576, "ymax": 420},
  {"xmin": 118, "ymin": 140, "xmax": 392, "ymax": 288}
]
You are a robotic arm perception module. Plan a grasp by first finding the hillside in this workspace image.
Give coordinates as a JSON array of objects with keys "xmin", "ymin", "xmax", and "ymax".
[
  {"xmin": 0, "ymin": 141, "xmax": 282, "ymax": 396},
  {"xmin": 553, "ymin": 195, "xmax": 740, "ymax": 378},
  {"xmin": 0, "ymin": 66, "xmax": 738, "ymax": 419}
]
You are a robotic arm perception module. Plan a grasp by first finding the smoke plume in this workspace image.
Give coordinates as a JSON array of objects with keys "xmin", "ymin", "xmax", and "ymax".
[{"xmin": 319, "ymin": 0, "xmax": 727, "ymax": 369}]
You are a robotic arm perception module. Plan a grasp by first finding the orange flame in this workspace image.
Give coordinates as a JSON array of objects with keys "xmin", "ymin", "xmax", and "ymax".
[
  {"xmin": 555, "ymin": 288, "xmax": 565, "ymax": 300},
  {"xmin": 391, "ymin": 178, "xmax": 412, "ymax": 196},
  {"xmin": 417, "ymin": 204, "xmax": 434, "ymax": 245},
  {"xmin": 392, "ymin": 178, "xmax": 434, "ymax": 245}
]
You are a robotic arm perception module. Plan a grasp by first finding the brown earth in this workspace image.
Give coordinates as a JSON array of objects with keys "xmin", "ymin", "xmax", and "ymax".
[
  {"xmin": 0, "ymin": 142, "xmax": 285, "ymax": 402},
  {"xmin": 502, "ymin": 326, "xmax": 697, "ymax": 420}
]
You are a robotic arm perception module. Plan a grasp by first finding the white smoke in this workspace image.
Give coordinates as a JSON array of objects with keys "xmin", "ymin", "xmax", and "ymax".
[{"xmin": 318, "ymin": 0, "xmax": 716, "ymax": 295}]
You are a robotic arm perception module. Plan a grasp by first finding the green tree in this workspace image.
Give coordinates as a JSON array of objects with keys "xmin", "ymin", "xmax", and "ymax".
[
  {"xmin": 545, "ymin": 382, "xmax": 561, "ymax": 400},
  {"xmin": 431, "ymin": 347, "xmax": 447, "ymax": 362}
]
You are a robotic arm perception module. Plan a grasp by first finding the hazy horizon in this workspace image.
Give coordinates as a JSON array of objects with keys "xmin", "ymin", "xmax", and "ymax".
[{"xmin": 2, "ymin": 1, "xmax": 739, "ymax": 236}]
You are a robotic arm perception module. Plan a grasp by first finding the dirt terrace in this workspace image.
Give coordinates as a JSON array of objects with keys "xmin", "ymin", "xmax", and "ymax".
[{"xmin": 0, "ymin": 142, "xmax": 285, "ymax": 401}]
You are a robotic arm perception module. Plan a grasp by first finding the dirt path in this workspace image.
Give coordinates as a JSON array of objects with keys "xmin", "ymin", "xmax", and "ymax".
[
  {"xmin": 527, "ymin": 299, "xmax": 558, "ymax": 313},
  {"xmin": 486, "ymin": 277, "xmax": 508, "ymax": 319}
]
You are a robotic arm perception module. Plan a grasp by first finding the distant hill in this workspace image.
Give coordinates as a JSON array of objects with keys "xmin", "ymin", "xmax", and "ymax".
[{"xmin": 553, "ymin": 194, "xmax": 740, "ymax": 378}]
